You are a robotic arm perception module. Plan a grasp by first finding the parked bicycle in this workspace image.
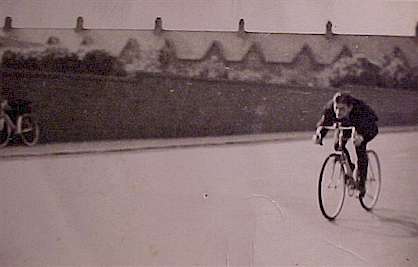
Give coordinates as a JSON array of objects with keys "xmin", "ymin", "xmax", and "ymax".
[
  {"xmin": 0, "ymin": 99, "xmax": 39, "ymax": 148},
  {"xmin": 317, "ymin": 122, "xmax": 381, "ymax": 221}
]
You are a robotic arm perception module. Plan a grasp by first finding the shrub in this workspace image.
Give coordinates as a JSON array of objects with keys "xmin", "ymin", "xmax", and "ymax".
[
  {"xmin": 378, "ymin": 51, "xmax": 414, "ymax": 89},
  {"xmin": 329, "ymin": 55, "xmax": 380, "ymax": 87},
  {"xmin": 80, "ymin": 50, "xmax": 116, "ymax": 75},
  {"xmin": 2, "ymin": 50, "xmax": 23, "ymax": 69},
  {"xmin": 39, "ymin": 47, "xmax": 81, "ymax": 73},
  {"xmin": 1, "ymin": 48, "xmax": 126, "ymax": 76}
]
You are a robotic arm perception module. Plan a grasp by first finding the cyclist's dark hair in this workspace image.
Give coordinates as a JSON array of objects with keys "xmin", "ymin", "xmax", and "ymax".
[{"xmin": 333, "ymin": 92, "xmax": 353, "ymax": 106}]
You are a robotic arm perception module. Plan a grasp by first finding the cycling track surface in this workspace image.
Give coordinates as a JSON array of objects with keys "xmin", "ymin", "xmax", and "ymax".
[{"xmin": 1, "ymin": 127, "xmax": 417, "ymax": 266}]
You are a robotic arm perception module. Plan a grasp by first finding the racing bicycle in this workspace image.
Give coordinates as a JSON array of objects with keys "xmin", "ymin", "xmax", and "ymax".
[
  {"xmin": 0, "ymin": 100, "xmax": 39, "ymax": 148},
  {"xmin": 317, "ymin": 123, "xmax": 381, "ymax": 221}
]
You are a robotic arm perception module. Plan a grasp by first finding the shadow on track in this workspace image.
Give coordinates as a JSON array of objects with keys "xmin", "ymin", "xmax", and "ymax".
[{"xmin": 333, "ymin": 208, "xmax": 418, "ymax": 239}]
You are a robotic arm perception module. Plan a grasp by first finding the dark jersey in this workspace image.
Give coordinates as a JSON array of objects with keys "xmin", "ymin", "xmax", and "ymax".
[{"xmin": 316, "ymin": 97, "xmax": 379, "ymax": 142}]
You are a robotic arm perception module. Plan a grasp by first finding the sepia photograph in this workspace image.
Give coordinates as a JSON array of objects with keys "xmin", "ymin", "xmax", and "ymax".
[{"xmin": 1, "ymin": 0, "xmax": 417, "ymax": 266}]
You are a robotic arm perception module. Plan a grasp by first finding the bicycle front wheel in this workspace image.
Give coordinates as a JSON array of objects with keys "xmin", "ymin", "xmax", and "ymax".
[
  {"xmin": 20, "ymin": 114, "xmax": 39, "ymax": 146},
  {"xmin": 0, "ymin": 116, "xmax": 11, "ymax": 148},
  {"xmin": 318, "ymin": 154, "xmax": 346, "ymax": 221},
  {"xmin": 359, "ymin": 150, "xmax": 381, "ymax": 211}
]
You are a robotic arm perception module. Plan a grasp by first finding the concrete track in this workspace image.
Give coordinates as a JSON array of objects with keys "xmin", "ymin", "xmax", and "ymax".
[{"xmin": 1, "ymin": 130, "xmax": 417, "ymax": 266}]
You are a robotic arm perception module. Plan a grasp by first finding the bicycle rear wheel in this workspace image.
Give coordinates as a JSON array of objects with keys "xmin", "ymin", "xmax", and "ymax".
[
  {"xmin": 318, "ymin": 154, "xmax": 346, "ymax": 221},
  {"xmin": 0, "ymin": 117, "xmax": 11, "ymax": 148},
  {"xmin": 20, "ymin": 114, "xmax": 39, "ymax": 146},
  {"xmin": 359, "ymin": 150, "xmax": 381, "ymax": 211}
]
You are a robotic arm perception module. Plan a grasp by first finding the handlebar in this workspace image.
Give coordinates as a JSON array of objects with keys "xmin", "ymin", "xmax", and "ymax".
[
  {"xmin": 319, "ymin": 123, "xmax": 356, "ymax": 137},
  {"xmin": 318, "ymin": 123, "xmax": 356, "ymax": 137},
  {"xmin": 321, "ymin": 125, "xmax": 355, "ymax": 131},
  {"xmin": 315, "ymin": 123, "xmax": 358, "ymax": 149}
]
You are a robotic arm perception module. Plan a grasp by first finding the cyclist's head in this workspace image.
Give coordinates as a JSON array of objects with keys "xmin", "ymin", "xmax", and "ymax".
[{"xmin": 333, "ymin": 92, "xmax": 353, "ymax": 119}]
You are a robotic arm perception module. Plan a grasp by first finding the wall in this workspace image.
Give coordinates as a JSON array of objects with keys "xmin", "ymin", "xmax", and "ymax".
[{"xmin": 2, "ymin": 69, "xmax": 418, "ymax": 144}]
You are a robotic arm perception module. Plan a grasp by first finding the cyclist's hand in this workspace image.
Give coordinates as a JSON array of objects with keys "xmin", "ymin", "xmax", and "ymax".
[
  {"xmin": 312, "ymin": 133, "xmax": 323, "ymax": 145},
  {"xmin": 353, "ymin": 134, "xmax": 364, "ymax": 147}
]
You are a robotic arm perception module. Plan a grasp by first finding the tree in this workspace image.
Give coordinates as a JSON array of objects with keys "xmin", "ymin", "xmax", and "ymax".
[{"xmin": 81, "ymin": 50, "xmax": 118, "ymax": 75}]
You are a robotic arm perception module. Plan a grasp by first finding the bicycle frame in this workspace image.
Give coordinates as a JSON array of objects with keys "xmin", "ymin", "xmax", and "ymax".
[
  {"xmin": 0, "ymin": 112, "xmax": 39, "ymax": 148},
  {"xmin": 320, "ymin": 122, "xmax": 357, "ymax": 180},
  {"xmin": 0, "ymin": 113, "xmax": 23, "ymax": 134}
]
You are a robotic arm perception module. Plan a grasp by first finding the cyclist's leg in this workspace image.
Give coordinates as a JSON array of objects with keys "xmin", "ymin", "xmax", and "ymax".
[
  {"xmin": 355, "ymin": 142, "xmax": 368, "ymax": 196},
  {"xmin": 357, "ymin": 124, "xmax": 378, "ymax": 189}
]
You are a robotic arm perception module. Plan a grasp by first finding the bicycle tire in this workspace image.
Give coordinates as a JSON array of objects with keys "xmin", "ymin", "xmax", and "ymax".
[
  {"xmin": 20, "ymin": 114, "xmax": 39, "ymax": 146},
  {"xmin": 359, "ymin": 150, "xmax": 381, "ymax": 211},
  {"xmin": 318, "ymin": 153, "xmax": 346, "ymax": 221},
  {"xmin": 0, "ymin": 116, "xmax": 11, "ymax": 148}
]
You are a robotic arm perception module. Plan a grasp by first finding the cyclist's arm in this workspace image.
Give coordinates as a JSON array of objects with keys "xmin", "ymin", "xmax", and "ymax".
[
  {"xmin": 315, "ymin": 107, "xmax": 334, "ymax": 139},
  {"xmin": 356, "ymin": 117, "xmax": 378, "ymax": 143}
]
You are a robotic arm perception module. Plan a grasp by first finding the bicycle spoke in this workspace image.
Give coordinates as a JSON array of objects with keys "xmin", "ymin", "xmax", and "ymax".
[
  {"xmin": 327, "ymin": 165, "xmax": 343, "ymax": 189},
  {"xmin": 368, "ymin": 163, "xmax": 376, "ymax": 179},
  {"xmin": 366, "ymin": 162, "xmax": 377, "ymax": 183},
  {"xmin": 359, "ymin": 150, "xmax": 381, "ymax": 211},
  {"xmin": 330, "ymin": 160, "xmax": 336, "ymax": 178},
  {"xmin": 365, "ymin": 192, "xmax": 374, "ymax": 200},
  {"xmin": 319, "ymin": 154, "xmax": 346, "ymax": 220}
]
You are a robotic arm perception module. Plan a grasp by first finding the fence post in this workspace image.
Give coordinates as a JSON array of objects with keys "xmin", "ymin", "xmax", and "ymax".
[
  {"xmin": 238, "ymin": 18, "xmax": 246, "ymax": 37},
  {"xmin": 326, "ymin": 21, "xmax": 333, "ymax": 39},
  {"xmin": 75, "ymin": 16, "xmax": 85, "ymax": 31},
  {"xmin": 415, "ymin": 21, "xmax": 418, "ymax": 38},
  {"xmin": 3, "ymin": 16, "xmax": 12, "ymax": 31},
  {"xmin": 154, "ymin": 17, "xmax": 163, "ymax": 35}
]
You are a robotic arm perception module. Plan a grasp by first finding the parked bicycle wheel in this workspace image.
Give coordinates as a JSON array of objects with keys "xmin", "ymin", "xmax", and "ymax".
[
  {"xmin": 20, "ymin": 114, "xmax": 39, "ymax": 146},
  {"xmin": 359, "ymin": 150, "xmax": 381, "ymax": 211},
  {"xmin": 0, "ymin": 116, "xmax": 11, "ymax": 148},
  {"xmin": 318, "ymin": 154, "xmax": 346, "ymax": 220}
]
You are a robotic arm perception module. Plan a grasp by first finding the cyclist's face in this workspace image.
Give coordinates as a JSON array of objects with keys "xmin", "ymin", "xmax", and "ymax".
[{"xmin": 334, "ymin": 103, "xmax": 352, "ymax": 119}]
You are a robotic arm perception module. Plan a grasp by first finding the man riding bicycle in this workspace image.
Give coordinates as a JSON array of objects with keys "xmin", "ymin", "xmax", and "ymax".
[{"xmin": 313, "ymin": 92, "xmax": 379, "ymax": 197}]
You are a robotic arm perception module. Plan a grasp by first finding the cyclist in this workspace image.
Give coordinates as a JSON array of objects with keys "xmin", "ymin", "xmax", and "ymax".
[{"xmin": 313, "ymin": 92, "xmax": 379, "ymax": 197}]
